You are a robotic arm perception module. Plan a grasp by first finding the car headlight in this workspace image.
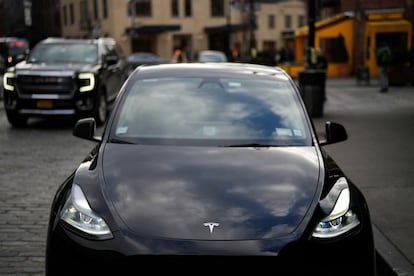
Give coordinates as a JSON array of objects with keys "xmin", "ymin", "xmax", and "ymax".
[
  {"xmin": 60, "ymin": 184, "xmax": 113, "ymax": 239},
  {"xmin": 3, "ymin": 72, "xmax": 15, "ymax": 91},
  {"xmin": 312, "ymin": 177, "xmax": 360, "ymax": 239},
  {"xmin": 78, "ymin": 73, "xmax": 95, "ymax": 92}
]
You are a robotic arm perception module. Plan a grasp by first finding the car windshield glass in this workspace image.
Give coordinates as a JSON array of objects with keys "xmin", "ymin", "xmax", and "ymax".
[
  {"xmin": 28, "ymin": 43, "xmax": 98, "ymax": 64},
  {"xmin": 111, "ymin": 76, "xmax": 311, "ymax": 146}
]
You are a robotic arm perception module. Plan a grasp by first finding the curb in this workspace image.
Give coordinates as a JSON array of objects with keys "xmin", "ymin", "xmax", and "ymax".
[{"xmin": 374, "ymin": 224, "xmax": 414, "ymax": 276}]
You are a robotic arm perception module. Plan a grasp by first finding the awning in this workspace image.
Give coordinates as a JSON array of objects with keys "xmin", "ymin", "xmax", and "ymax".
[
  {"xmin": 365, "ymin": 8, "xmax": 405, "ymax": 21},
  {"xmin": 281, "ymin": 31, "xmax": 295, "ymax": 39},
  {"xmin": 365, "ymin": 19, "xmax": 412, "ymax": 32},
  {"xmin": 126, "ymin": 25, "xmax": 181, "ymax": 36},
  {"xmin": 295, "ymin": 14, "xmax": 352, "ymax": 37},
  {"xmin": 204, "ymin": 24, "xmax": 246, "ymax": 34}
]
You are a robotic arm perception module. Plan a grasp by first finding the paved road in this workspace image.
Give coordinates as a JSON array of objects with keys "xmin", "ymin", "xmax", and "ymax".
[
  {"xmin": 312, "ymin": 77, "xmax": 414, "ymax": 275},
  {"xmin": 0, "ymin": 113, "xmax": 98, "ymax": 275}
]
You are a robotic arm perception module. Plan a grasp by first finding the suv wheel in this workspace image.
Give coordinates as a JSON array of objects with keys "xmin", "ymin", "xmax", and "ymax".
[
  {"xmin": 6, "ymin": 111, "xmax": 28, "ymax": 127},
  {"xmin": 94, "ymin": 91, "xmax": 107, "ymax": 125}
]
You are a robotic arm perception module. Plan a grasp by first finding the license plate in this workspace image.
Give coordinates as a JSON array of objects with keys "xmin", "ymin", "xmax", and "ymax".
[{"xmin": 36, "ymin": 100, "xmax": 53, "ymax": 109}]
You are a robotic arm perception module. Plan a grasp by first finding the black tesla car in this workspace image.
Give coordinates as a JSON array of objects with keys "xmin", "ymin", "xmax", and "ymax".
[{"xmin": 46, "ymin": 63, "xmax": 376, "ymax": 275}]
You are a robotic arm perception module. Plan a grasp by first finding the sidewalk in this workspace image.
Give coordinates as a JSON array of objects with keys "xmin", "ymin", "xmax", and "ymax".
[{"xmin": 323, "ymin": 77, "xmax": 414, "ymax": 276}]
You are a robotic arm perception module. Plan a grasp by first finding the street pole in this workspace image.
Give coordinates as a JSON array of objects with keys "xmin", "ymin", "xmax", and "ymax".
[
  {"xmin": 298, "ymin": 0, "xmax": 326, "ymax": 118},
  {"xmin": 307, "ymin": 0, "xmax": 316, "ymax": 69},
  {"xmin": 248, "ymin": 0, "xmax": 256, "ymax": 59},
  {"xmin": 127, "ymin": 0, "xmax": 134, "ymax": 25},
  {"xmin": 226, "ymin": 0, "xmax": 231, "ymax": 59}
]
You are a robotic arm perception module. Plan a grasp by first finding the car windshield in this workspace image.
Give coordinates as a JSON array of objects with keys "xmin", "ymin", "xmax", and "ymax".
[
  {"xmin": 111, "ymin": 75, "xmax": 311, "ymax": 147},
  {"xmin": 27, "ymin": 43, "xmax": 98, "ymax": 64}
]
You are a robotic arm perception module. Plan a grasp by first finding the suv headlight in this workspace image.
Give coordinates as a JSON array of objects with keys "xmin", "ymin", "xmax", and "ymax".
[
  {"xmin": 3, "ymin": 72, "xmax": 15, "ymax": 91},
  {"xmin": 60, "ymin": 184, "xmax": 112, "ymax": 239},
  {"xmin": 78, "ymin": 73, "xmax": 96, "ymax": 92},
  {"xmin": 312, "ymin": 177, "xmax": 360, "ymax": 239}
]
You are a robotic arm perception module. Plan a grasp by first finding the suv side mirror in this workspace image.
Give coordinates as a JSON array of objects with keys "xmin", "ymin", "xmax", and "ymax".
[
  {"xmin": 319, "ymin": 121, "xmax": 347, "ymax": 146},
  {"xmin": 105, "ymin": 55, "xmax": 118, "ymax": 66},
  {"xmin": 73, "ymin": 117, "xmax": 101, "ymax": 142},
  {"xmin": 16, "ymin": 54, "xmax": 26, "ymax": 63}
]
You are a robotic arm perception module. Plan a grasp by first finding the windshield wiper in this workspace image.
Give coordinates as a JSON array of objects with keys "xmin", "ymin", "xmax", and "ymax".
[
  {"xmin": 225, "ymin": 143, "xmax": 276, "ymax": 147},
  {"xmin": 110, "ymin": 138, "xmax": 135, "ymax": 144}
]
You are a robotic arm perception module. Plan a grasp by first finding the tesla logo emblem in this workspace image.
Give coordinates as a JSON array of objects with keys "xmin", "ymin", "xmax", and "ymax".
[{"xmin": 204, "ymin": 222, "xmax": 220, "ymax": 233}]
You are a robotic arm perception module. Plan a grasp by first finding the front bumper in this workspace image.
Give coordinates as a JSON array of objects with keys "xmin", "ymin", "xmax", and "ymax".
[
  {"xmin": 3, "ymin": 91, "xmax": 96, "ymax": 117},
  {"xmin": 46, "ymin": 217, "xmax": 376, "ymax": 276}
]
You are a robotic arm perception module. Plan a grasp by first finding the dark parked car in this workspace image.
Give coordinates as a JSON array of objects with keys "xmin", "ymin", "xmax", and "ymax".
[
  {"xmin": 0, "ymin": 37, "xmax": 30, "ymax": 73},
  {"xmin": 126, "ymin": 52, "xmax": 171, "ymax": 72},
  {"xmin": 46, "ymin": 63, "xmax": 376, "ymax": 275},
  {"xmin": 197, "ymin": 50, "xmax": 228, "ymax": 62},
  {"xmin": 2, "ymin": 37, "xmax": 129, "ymax": 127}
]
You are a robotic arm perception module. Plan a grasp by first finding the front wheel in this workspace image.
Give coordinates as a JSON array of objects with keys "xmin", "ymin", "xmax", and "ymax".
[{"xmin": 6, "ymin": 110, "xmax": 28, "ymax": 127}]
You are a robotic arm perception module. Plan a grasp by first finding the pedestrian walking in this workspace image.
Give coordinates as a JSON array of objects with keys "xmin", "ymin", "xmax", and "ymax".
[
  {"xmin": 316, "ymin": 48, "xmax": 328, "ymax": 70},
  {"xmin": 376, "ymin": 42, "xmax": 392, "ymax": 92},
  {"xmin": 317, "ymin": 48, "xmax": 328, "ymax": 102},
  {"xmin": 172, "ymin": 48, "xmax": 188, "ymax": 63}
]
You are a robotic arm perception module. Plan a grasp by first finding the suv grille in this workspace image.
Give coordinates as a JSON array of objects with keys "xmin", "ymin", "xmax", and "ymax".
[{"xmin": 16, "ymin": 75, "xmax": 75, "ymax": 96}]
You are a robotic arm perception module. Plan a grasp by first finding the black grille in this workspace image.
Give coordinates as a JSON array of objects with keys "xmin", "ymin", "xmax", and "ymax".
[{"xmin": 16, "ymin": 75, "xmax": 75, "ymax": 96}]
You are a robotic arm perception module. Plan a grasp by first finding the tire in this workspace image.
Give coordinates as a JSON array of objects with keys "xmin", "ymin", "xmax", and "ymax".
[
  {"xmin": 6, "ymin": 110, "xmax": 28, "ymax": 127},
  {"xmin": 93, "ymin": 91, "xmax": 107, "ymax": 126}
]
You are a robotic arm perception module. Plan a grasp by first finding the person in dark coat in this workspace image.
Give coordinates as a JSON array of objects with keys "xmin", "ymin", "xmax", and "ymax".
[
  {"xmin": 316, "ymin": 48, "xmax": 328, "ymax": 70},
  {"xmin": 376, "ymin": 42, "xmax": 392, "ymax": 93}
]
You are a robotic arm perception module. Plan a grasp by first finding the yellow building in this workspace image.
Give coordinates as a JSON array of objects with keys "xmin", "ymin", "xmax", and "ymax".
[
  {"xmin": 363, "ymin": 10, "xmax": 412, "ymax": 78},
  {"xmin": 285, "ymin": 9, "xmax": 412, "ymax": 78},
  {"xmin": 294, "ymin": 13, "xmax": 354, "ymax": 78}
]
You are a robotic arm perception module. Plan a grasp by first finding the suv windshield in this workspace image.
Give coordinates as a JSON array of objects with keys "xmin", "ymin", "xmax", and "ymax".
[
  {"xmin": 28, "ymin": 43, "xmax": 98, "ymax": 65},
  {"xmin": 112, "ymin": 76, "xmax": 311, "ymax": 147}
]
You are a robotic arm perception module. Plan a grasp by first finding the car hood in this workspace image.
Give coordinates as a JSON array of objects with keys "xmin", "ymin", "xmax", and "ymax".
[
  {"xmin": 13, "ymin": 61, "xmax": 97, "ymax": 74},
  {"xmin": 101, "ymin": 144, "xmax": 321, "ymax": 240}
]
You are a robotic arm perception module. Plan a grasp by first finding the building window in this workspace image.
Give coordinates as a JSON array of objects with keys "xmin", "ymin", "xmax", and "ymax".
[
  {"xmin": 93, "ymin": 0, "xmax": 99, "ymax": 20},
  {"xmin": 298, "ymin": 15, "xmax": 305, "ymax": 27},
  {"xmin": 62, "ymin": 5, "xmax": 67, "ymax": 26},
  {"xmin": 268, "ymin": 15, "xmax": 275, "ymax": 29},
  {"xmin": 69, "ymin": 3, "xmax": 74, "ymax": 25},
  {"xmin": 135, "ymin": 0, "xmax": 151, "ymax": 16},
  {"xmin": 102, "ymin": 0, "xmax": 108, "ymax": 18},
  {"xmin": 211, "ymin": 0, "xmax": 224, "ymax": 17},
  {"xmin": 185, "ymin": 0, "xmax": 192, "ymax": 17},
  {"xmin": 284, "ymin": 14, "xmax": 291, "ymax": 29},
  {"xmin": 80, "ymin": 1, "xmax": 88, "ymax": 22},
  {"xmin": 171, "ymin": 0, "xmax": 179, "ymax": 17}
]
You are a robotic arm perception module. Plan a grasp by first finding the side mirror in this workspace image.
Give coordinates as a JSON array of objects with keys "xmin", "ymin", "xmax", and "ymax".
[
  {"xmin": 73, "ymin": 117, "xmax": 101, "ymax": 142},
  {"xmin": 320, "ymin": 121, "xmax": 347, "ymax": 146},
  {"xmin": 15, "ymin": 54, "xmax": 26, "ymax": 63},
  {"xmin": 105, "ymin": 55, "xmax": 118, "ymax": 66}
]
